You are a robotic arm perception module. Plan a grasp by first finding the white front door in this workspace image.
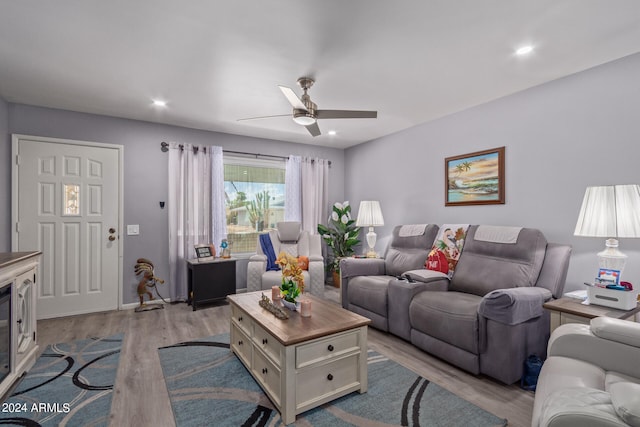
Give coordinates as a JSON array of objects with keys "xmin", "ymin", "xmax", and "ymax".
[{"xmin": 12, "ymin": 135, "xmax": 122, "ymax": 319}]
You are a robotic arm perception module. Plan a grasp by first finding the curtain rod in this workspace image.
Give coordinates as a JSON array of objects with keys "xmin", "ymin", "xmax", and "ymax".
[{"xmin": 160, "ymin": 142, "xmax": 331, "ymax": 165}]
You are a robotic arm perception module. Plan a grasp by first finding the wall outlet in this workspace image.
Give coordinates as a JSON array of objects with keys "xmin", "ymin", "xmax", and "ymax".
[{"xmin": 127, "ymin": 224, "xmax": 140, "ymax": 236}]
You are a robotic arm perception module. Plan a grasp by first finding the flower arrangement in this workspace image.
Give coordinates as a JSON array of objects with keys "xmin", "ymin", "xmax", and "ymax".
[
  {"xmin": 276, "ymin": 251, "xmax": 304, "ymax": 303},
  {"xmin": 317, "ymin": 201, "xmax": 360, "ymax": 273}
]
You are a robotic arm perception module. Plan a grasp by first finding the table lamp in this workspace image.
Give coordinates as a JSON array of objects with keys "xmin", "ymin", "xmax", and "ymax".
[
  {"xmin": 574, "ymin": 184, "xmax": 640, "ymax": 277},
  {"xmin": 356, "ymin": 201, "xmax": 384, "ymax": 258}
]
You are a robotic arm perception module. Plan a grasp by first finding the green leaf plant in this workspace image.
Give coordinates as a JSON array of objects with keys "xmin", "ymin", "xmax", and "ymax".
[{"xmin": 317, "ymin": 201, "xmax": 360, "ymax": 273}]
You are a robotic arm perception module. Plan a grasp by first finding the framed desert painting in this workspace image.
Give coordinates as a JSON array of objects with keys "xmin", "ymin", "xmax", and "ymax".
[{"xmin": 445, "ymin": 146, "xmax": 505, "ymax": 206}]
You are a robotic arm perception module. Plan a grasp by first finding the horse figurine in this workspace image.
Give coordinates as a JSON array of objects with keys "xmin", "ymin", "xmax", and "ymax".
[{"xmin": 134, "ymin": 258, "xmax": 165, "ymax": 310}]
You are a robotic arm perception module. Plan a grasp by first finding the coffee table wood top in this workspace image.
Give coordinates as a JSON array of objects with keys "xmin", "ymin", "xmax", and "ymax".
[{"xmin": 227, "ymin": 291, "xmax": 371, "ymax": 346}]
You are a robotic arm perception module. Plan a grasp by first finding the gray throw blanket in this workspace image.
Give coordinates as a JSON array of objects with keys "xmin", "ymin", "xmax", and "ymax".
[{"xmin": 478, "ymin": 287, "xmax": 552, "ymax": 325}]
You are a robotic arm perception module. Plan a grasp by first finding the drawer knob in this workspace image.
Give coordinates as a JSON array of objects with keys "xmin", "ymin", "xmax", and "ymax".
[
  {"xmin": 327, "ymin": 344, "xmax": 334, "ymax": 352},
  {"xmin": 238, "ymin": 340, "xmax": 243, "ymax": 346},
  {"xmin": 262, "ymin": 338, "xmax": 268, "ymax": 345},
  {"xmin": 327, "ymin": 374, "xmax": 333, "ymax": 381},
  {"xmin": 262, "ymin": 368, "xmax": 268, "ymax": 374}
]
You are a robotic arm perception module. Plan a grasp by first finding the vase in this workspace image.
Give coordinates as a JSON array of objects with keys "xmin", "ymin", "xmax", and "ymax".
[
  {"xmin": 332, "ymin": 271, "xmax": 341, "ymax": 288},
  {"xmin": 282, "ymin": 299, "xmax": 300, "ymax": 311}
]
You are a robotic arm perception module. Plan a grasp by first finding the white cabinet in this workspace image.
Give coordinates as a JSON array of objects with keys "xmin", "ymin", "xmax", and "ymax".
[
  {"xmin": 0, "ymin": 252, "xmax": 40, "ymax": 398},
  {"xmin": 229, "ymin": 297, "xmax": 368, "ymax": 425}
]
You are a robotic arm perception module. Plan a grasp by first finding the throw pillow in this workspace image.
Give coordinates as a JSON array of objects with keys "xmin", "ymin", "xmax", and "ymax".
[
  {"xmin": 297, "ymin": 256, "xmax": 309, "ymax": 270},
  {"xmin": 425, "ymin": 224, "xmax": 469, "ymax": 278}
]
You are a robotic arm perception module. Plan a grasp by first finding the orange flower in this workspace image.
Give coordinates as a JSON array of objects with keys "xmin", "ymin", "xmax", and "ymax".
[{"xmin": 277, "ymin": 251, "xmax": 305, "ymax": 293}]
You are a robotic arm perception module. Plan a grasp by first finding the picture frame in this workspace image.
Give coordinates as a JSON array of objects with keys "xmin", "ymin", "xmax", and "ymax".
[
  {"xmin": 445, "ymin": 146, "xmax": 505, "ymax": 206},
  {"xmin": 194, "ymin": 244, "xmax": 215, "ymax": 262}
]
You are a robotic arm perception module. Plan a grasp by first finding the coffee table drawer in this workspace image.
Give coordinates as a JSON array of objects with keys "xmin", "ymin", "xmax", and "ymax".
[
  {"xmin": 231, "ymin": 305, "xmax": 252, "ymax": 335},
  {"xmin": 253, "ymin": 325, "xmax": 282, "ymax": 367},
  {"xmin": 231, "ymin": 323, "xmax": 252, "ymax": 367},
  {"xmin": 296, "ymin": 330, "xmax": 360, "ymax": 368},
  {"xmin": 296, "ymin": 354, "xmax": 359, "ymax": 407},
  {"xmin": 252, "ymin": 347, "xmax": 281, "ymax": 406}
]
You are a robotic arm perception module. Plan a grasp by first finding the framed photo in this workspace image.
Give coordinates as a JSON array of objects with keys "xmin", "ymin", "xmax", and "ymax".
[
  {"xmin": 445, "ymin": 146, "xmax": 505, "ymax": 206},
  {"xmin": 194, "ymin": 244, "xmax": 214, "ymax": 262}
]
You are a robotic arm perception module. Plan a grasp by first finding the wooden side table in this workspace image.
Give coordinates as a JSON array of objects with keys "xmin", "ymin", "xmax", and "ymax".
[
  {"xmin": 543, "ymin": 297, "xmax": 640, "ymax": 333},
  {"xmin": 187, "ymin": 257, "xmax": 236, "ymax": 311}
]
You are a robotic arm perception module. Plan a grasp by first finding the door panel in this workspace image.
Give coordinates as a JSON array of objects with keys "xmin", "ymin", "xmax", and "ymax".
[{"xmin": 14, "ymin": 136, "xmax": 120, "ymax": 319}]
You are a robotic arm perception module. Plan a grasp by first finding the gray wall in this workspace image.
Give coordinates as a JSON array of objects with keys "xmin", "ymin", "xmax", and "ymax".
[
  {"xmin": 5, "ymin": 104, "xmax": 345, "ymax": 303},
  {"xmin": 345, "ymin": 52, "xmax": 640, "ymax": 292}
]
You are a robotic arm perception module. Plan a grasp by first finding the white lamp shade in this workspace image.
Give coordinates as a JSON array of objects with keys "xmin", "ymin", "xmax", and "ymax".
[
  {"xmin": 574, "ymin": 185, "xmax": 640, "ymax": 238},
  {"xmin": 356, "ymin": 201, "xmax": 385, "ymax": 227}
]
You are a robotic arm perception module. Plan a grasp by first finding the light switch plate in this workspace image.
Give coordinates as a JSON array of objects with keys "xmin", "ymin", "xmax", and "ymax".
[{"xmin": 127, "ymin": 224, "xmax": 140, "ymax": 235}]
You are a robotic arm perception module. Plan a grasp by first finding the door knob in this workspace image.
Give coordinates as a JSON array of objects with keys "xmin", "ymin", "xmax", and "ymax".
[
  {"xmin": 109, "ymin": 228, "xmax": 116, "ymax": 234},
  {"xmin": 108, "ymin": 235, "xmax": 116, "ymax": 241}
]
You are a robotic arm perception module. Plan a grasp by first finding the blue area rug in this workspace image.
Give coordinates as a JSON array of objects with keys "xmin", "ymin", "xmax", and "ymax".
[
  {"xmin": 0, "ymin": 333, "xmax": 123, "ymax": 427},
  {"xmin": 158, "ymin": 334, "xmax": 507, "ymax": 426}
]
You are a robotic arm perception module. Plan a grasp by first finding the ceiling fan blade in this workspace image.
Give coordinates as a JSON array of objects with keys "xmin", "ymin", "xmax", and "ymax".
[
  {"xmin": 237, "ymin": 114, "xmax": 291, "ymax": 122},
  {"xmin": 316, "ymin": 110, "xmax": 377, "ymax": 119},
  {"xmin": 278, "ymin": 85, "xmax": 307, "ymax": 110},
  {"xmin": 305, "ymin": 122, "xmax": 321, "ymax": 137}
]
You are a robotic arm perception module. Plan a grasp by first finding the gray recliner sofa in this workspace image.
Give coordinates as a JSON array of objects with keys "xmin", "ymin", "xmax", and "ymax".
[
  {"xmin": 341, "ymin": 224, "xmax": 572, "ymax": 385},
  {"xmin": 340, "ymin": 224, "xmax": 439, "ymax": 331}
]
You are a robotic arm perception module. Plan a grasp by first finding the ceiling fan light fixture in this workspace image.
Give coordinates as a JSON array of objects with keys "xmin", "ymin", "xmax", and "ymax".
[{"xmin": 293, "ymin": 111, "xmax": 316, "ymax": 126}]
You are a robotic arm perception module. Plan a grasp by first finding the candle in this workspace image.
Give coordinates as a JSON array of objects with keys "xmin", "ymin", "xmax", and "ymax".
[
  {"xmin": 271, "ymin": 286, "xmax": 280, "ymax": 301},
  {"xmin": 300, "ymin": 299, "xmax": 312, "ymax": 317}
]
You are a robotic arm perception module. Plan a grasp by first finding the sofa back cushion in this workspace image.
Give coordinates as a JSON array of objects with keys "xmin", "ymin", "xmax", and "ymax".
[
  {"xmin": 385, "ymin": 224, "xmax": 439, "ymax": 277},
  {"xmin": 450, "ymin": 225, "xmax": 547, "ymax": 296}
]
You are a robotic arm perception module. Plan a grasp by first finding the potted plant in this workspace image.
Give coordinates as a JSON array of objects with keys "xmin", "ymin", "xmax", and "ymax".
[
  {"xmin": 317, "ymin": 201, "xmax": 360, "ymax": 287},
  {"xmin": 276, "ymin": 251, "xmax": 304, "ymax": 310}
]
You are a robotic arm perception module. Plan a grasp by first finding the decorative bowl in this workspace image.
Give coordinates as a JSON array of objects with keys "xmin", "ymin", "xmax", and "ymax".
[{"xmin": 281, "ymin": 299, "xmax": 300, "ymax": 311}]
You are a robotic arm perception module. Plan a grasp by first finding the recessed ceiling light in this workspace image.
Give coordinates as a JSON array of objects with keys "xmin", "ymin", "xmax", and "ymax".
[
  {"xmin": 328, "ymin": 130, "xmax": 337, "ymax": 136},
  {"xmin": 515, "ymin": 45, "xmax": 534, "ymax": 56},
  {"xmin": 152, "ymin": 99, "xmax": 167, "ymax": 107}
]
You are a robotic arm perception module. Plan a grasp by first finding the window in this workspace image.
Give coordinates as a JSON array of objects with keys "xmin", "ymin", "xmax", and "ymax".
[{"xmin": 224, "ymin": 157, "xmax": 285, "ymax": 253}]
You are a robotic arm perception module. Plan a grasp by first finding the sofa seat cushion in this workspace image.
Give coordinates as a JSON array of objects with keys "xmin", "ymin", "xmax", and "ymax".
[
  {"xmin": 409, "ymin": 291, "xmax": 483, "ymax": 354},
  {"xmin": 347, "ymin": 275, "xmax": 394, "ymax": 317}
]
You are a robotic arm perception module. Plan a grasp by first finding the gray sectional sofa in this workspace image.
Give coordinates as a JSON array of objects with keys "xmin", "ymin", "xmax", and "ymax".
[{"xmin": 340, "ymin": 224, "xmax": 572, "ymax": 384}]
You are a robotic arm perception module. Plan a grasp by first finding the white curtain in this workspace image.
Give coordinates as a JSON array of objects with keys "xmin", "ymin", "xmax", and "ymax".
[
  {"xmin": 284, "ymin": 155, "xmax": 302, "ymax": 222},
  {"xmin": 168, "ymin": 142, "xmax": 211, "ymax": 301},
  {"xmin": 301, "ymin": 157, "xmax": 329, "ymax": 234},
  {"xmin": 210, "ymin": 146, "xmax": 227, "ymax": 250}
]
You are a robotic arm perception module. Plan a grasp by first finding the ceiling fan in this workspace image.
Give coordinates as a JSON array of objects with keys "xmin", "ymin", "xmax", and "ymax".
[{"xmin": 238, "ymin": 77, "xmax": 377, "ymax": 137}]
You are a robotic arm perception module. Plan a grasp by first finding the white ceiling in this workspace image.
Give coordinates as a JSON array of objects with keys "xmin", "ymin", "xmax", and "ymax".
[{"xmin": 2, "ymin": 1, "xmax": 640, "ymax": 149}]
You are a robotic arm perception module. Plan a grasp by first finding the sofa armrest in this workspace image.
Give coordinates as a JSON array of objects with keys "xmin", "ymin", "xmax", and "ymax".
[
  {"xmin": 307, "ymin": 260, "xmax": 324, "ymax": 296},
  {"xmin": 388, "ymin": 277, "xmax": 449, "ymax": 341},
  {"xmin": 340, "ymin": 258, "xmax": 386, "ymax": 278},
  {"xmin": 536, "ymin": 243, "xmax": 572, "ymax": 299},
  {"xmin": 548, "ymin": 318, "xmax": 640, "ymax": 379},
  {"xmin": 308, "ymin": 255, "xmax": 323, "ymax": 262},
  {"xmin": 340, "ymin": 258, "xmax": 387, "ymax": 308},
  {"xmin": 478, "ymin": 287, "xmax": 552, "ymax": 325},
  {"xmin": 247, "ymin": 257, "xmax": 267, "ymax": 292}
]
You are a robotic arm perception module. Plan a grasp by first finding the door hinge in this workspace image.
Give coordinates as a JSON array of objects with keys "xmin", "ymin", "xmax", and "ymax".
[
  {"xmin": 15, "ymin": 222, "xmax": 20, "ymax": 233},
  {"xmin": 15, "ymin": 155, "xmax": 20, "ymax": 165}
]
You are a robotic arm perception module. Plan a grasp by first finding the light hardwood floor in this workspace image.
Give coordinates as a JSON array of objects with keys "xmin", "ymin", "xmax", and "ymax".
[{"xmin": 36, "ymin": 287, "xmax": 534, "ymax": 426}]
